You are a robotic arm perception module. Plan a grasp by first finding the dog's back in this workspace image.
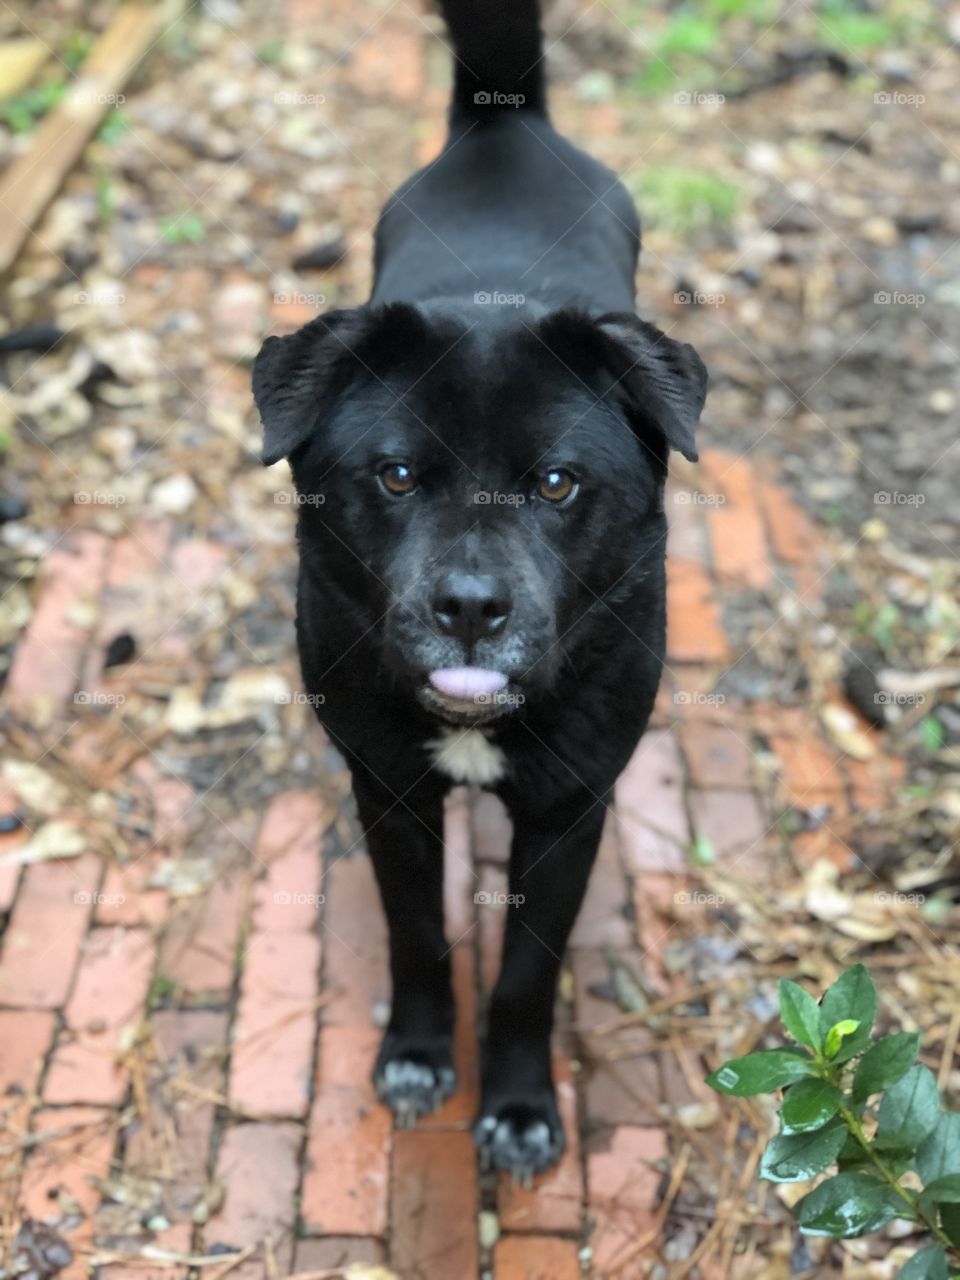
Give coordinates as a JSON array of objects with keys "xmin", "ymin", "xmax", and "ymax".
[{"xmin": 371, "ymin": 0, "xmax": 640, "ymax": 311}]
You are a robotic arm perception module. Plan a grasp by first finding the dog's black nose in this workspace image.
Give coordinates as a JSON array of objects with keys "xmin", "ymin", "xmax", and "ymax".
[{"xmin": 432, "ymin": 572, "xmax": 511, "ymax": 645}]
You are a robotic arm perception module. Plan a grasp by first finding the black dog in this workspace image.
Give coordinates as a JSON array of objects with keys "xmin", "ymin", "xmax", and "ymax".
[{"xmin": 253, "ymin": 0, "xmax": 706, "ymax": 1178}]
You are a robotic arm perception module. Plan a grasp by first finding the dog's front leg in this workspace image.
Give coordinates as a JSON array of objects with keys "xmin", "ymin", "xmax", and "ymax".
[
  {"xmin": 351, "ymin": 767, "xmax": 456, "ymax": 1125},
  {"xmin": 476, "ymin": 790, "xmax": 605, "ymax": 1178}
]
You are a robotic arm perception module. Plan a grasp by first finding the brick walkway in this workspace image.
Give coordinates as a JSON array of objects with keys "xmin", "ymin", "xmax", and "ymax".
[
  {"xmin": 0, "ymin": 447, "xmax": 904, "ymax": 1278},
  {"xmin": 0, "ymin": 2, "xmax": 913, "ymax": 1278}
]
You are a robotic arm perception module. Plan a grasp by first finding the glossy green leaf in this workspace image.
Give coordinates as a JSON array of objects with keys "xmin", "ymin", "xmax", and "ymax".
[
  {"xmin": 940, "ymin": 1203, "xmax": 960, "ymax": 1248},
  {"xmin": 824, "ymin": 1019, "xmax": 861, "ymax": 1060},
  {"xmin": 818, "ymin": 965, "xmax": 876, "ymax": 1062},
  {"xmin": 916, "ymin": 1112, "xmax": 960, "ymax": 1184},
  {"xmin": 779, "ymin": 978, "xmax": 823, "ymax": 1050},
  {"xmin": 796, "ymin": 1172, "xmax": 903, "ymax": 1238},
  {"xmin": 761, "ymin": 1118, "xmax": 847, "ymax": 1183},
  {"xmin": 852, "ymin": 1033, "xmax": 920, "ymax": 1102},
  {"xmin": 706, "ymin": 1049, "xmax": 816, "ymax": 1097},
  {"xmin": 876, "ymin": 1065, "xmax": 940, "ymax": 1152},
  {"xmin": 781, "ymin": 1079, "xmax": 844, "ymax": 1135},
  {"xmin": 921, "ymin": 1175, "xmax": 960, "ymax": 1204},
  {"xmin": 897, "ymin": 1243, "xmax": 949, "ymax": 1280}
]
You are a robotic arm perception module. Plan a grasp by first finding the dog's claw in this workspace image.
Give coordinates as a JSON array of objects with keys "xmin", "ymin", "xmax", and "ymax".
[
  {"xmin": 473, "ymin": 1108, "xmax": 565, "ymax": 1179},
  {"xmin": 375, "ymin": 1056, "xmax": 457, "ymax": 1128}
]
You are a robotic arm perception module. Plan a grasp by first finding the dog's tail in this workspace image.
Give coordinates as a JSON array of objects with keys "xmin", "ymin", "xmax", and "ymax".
[{"xmin": 437, "ymin": 0, "xmax": 547, "ymax": 120}]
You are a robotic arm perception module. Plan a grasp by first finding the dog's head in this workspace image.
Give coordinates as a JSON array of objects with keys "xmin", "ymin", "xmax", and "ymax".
[{"xmin": 253, "ymin": 303, "xmax": 706, "ymax": 723}]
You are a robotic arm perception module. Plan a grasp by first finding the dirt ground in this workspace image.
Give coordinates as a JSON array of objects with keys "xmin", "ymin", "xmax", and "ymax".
[{"xmin": 0, "ymin": 0, "xmax": 958, "ymax": 1277}]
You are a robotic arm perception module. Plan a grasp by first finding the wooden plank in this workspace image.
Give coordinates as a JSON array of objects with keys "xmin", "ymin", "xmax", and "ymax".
[{"xmin": 0, "ymin": 4, "xmax": 180, "ymax": 274}]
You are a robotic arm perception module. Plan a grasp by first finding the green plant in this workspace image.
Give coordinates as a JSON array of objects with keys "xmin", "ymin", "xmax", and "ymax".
[
  {"xmin": 707, "ymin": 965, "xmax": 960, "ymax": 1276},
  {"xmin": 159, "ymin": 211, "xmax": 206, "ymax": 244}
]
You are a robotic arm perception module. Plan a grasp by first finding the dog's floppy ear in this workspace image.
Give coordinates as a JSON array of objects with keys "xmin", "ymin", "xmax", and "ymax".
[
  {"xmin": 540, "ymin": 310, "xmax": 706, "ymax": 462},
  {"xmin": 252, "ymin": 309, "xmax": 369, "ymax": 466},
  {"xmin": 594, "ymin": 313, "xmax": 706, "ymax": 462}
]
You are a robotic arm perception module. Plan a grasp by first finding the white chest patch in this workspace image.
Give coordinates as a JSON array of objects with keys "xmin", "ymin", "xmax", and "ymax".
[{"xmin": 428, "ymin": 727, "xmax": 506, "ymax": 785}]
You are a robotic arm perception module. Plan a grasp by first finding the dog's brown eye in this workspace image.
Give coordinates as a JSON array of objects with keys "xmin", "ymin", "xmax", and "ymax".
[
  {"xmin": 536, "ymin": 469, "xmax": 578, "ymax": 504},
  {"xmin": 379, "ymin": 462, "xmax": 416, "ymax": 496}
]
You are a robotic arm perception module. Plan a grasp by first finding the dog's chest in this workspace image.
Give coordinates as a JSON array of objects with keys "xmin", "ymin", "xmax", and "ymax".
[{"xmin": 428, "ymin": 727, "xmax": 506, "ymax": 785}]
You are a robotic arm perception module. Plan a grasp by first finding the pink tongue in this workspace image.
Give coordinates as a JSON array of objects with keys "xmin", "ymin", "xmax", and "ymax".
[{"xmin": 429, "ymin": 667, "xmax": 508, "ymax": 700}]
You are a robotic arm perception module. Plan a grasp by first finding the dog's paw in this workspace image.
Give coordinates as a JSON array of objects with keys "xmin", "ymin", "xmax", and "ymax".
[
  {"xmin": 374, "ymin": 1037, "xmax": 457, "ymax": 1128},
  {"xmin": 474, "ymin": 1100, "xmax": 566, "ymax": 1184}
]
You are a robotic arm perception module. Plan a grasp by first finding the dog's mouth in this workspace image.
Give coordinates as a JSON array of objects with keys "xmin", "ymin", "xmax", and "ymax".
[{"xmin": 418, "ymin": 666, "xmax": 523, "ymax": 724}]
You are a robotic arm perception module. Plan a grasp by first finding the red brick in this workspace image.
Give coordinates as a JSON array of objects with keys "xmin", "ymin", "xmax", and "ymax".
[
  {"xmin": 772, "ymin": 734, "xmax": 845, "ymax": 806},
  {"xmin": 681, "ymin": 722, "xmax": 753, "ymax": 789},
  {"xmin": 499, "ymin": 1057, "xmax": 583, "ymax": 1233},
  {"xmin": 688, "ymin": 788, "xmax": 769, "ymax": 875},
  {"xmin": 206, "ymin": 1122, "xmax": 301, "ymax": 1278},
  {"xmin": 21, "ymin": 1107, "xmax": 116, "ymax": 1280},
  {"xmin": 229, "ymin": 931, "xmax": 320, "ymax": 1118},
  {"xmin": 44, "ymin": 927, "xmax": 156, "ymax": 1105},
  {"xmin": 494, "ymin": 1235, "xmax": 582, "ymax": 1279},
  {"xmin": 570, "ymin": 814, "xmax": 632, "ymax": 949},
  {"xmin": 699, "ymin": 452, "xmax": 773, "ymax": 590},
  {"xmin": 124, "ymin": 1010, "xmax": 227, "ymax": 1222},
  {"xmin": 631, "ymin": 872, "xmax": 683, "ymax": 995},
  {"xmin": 347, "ymin": 14, "xmax": 424, "ymax": 103},
  {"xmin": 666, "ymin": 560, "xmax": 729, "ymax": 663},
  {"xmin": 665, "ymin": 486, "xmax": 710, "ymax": 563},
  {"xmin": 252, "ymin": 791, "xmax": 329, "ymax": 932},
  {"xmin": 160, "ymin": 868, "xmax": 249, "ymax": 998},
  {"xmin": 0, "ymin": 854, "xmax": 100, "ymax": 1007},
  {"xmin": 390, "ymin": 1130, "xmax": 478, "ymax": 1279},
  {"xmin": 421, "ymin": 945, "xmax": 479, "ymax": 1128},
  {"xmin": 81, "ymin": 522, "xmax": 173, "ymax": 689},
  {"xmin": 708, "ymin": 503, "xmax": 773, "ymax": 590},
  {"xmin": 587, "ymin": 1126, "xmax": 667, "ymax": 1275},
  {"xmin": 478, "ymin": 862, "xmax": 507, "ymax": 996},
  {"xmin": 321, "ymin": 853, "xmax": 389, "ymax": 1026},
  {"xmin": 471, "ymin": 789, "xmax": 512, "ymax": 865},
  {"xmin": 293, "ymin": 1237, "xmax": 386, "ymax": 1271},
  {"xmin": 301, "ymin": 1026, "xmax": 390, "ymax": 1236},
  {"xmin": 0, "ymin": 1011, "xmax": 57, "ymax": 1212},
  {"xmin": 758, "ymin": 480, "xmax": 819, "ymax": 566},
  {"xmin": 444, "ymin": 787, "xmax": 477, "ymax": 940},
  {"xmin": 269, "ymin": 298, "xmax": 320, "ymax": 330},
  {"xmin": 6, "ymin": 531, "xmax": 110, "ymax": 720},
  {"xmin": 615, "ymin": 730, "xmax": 690, "ymax": 875}
]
